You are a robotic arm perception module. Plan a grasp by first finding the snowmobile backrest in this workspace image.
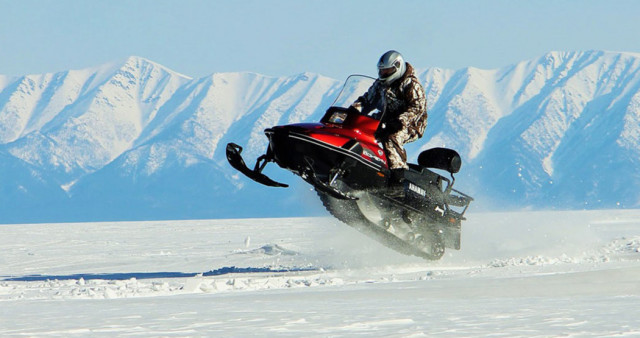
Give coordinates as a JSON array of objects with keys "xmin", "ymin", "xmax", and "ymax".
[{"xmin": 417, "ymin": 148, "xmax": 461, "ymax": 174}]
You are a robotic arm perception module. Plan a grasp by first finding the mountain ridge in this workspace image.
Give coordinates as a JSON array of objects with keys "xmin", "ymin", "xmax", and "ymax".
[{"xmin": 1, "ymin": 51, "xmax": 639, "ymax": 223}]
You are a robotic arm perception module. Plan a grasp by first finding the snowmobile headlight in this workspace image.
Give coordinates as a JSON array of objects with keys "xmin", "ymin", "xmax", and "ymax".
[{"xmin": 328, "ymin": 111, "xmax": 347, "ymax": 124}]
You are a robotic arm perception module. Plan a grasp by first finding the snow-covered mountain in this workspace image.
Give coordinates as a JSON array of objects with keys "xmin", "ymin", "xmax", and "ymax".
[
  {"xmin": 414, "ymin": 51, "xmax": 640, "ymax": 210},
  {"xmin": 1, "ymin": 51, "xmax": 639, "ymax": 223}
]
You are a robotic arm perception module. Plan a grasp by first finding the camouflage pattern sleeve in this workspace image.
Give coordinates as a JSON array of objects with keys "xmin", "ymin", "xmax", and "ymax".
[{"xmin": 398, "ymin": 77, "xmax": 428, "ymax": 138}]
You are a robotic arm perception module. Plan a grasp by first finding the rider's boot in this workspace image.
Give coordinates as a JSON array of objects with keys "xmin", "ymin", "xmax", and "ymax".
[{"xmin": 385, "ymin": 168, "xmax": 406, "ymax": 199}]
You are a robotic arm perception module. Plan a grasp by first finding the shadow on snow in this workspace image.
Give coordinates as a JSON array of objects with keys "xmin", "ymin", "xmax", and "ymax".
[{"xmin": 2, "ymin": 266, "xmax": 319, "ymax": 282}]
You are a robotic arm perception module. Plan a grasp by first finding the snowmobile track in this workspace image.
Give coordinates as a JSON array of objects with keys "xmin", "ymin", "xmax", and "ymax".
[{"xmin": 317, "ymin": 190, "xmax": 444, "ymax": 260}]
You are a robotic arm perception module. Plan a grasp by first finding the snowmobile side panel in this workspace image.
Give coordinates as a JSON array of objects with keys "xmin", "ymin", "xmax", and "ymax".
[{"xmin": 265, "ymin": 127, "xmax": 387, "ymax": 190}]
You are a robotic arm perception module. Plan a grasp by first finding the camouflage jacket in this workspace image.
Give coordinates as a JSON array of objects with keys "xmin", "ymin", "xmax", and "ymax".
[{"xmin": 352, "ymin": 63, "xmax": 427, "ymax": 138}]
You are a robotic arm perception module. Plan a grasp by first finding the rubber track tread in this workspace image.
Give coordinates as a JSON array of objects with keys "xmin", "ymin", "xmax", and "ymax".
[{"xmin": 316, "ymin": 190, "xmax": 443, "ymax": 260}]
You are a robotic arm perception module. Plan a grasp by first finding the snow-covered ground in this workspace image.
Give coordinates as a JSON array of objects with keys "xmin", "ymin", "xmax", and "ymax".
[{"xmin": 1, "ymin": 210, "xmax": 639, "ymax": 336}]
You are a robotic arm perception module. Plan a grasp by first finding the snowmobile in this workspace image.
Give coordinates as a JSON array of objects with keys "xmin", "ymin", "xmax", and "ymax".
[{"xmin": 226, "ymin": 75, "xmax": 472, "ymax": 260}]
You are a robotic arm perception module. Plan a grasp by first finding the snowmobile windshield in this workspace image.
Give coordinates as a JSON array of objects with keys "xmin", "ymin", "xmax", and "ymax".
[{"xmin": 331, "ymin": 75, "xmax": 376, "ymax": 109}]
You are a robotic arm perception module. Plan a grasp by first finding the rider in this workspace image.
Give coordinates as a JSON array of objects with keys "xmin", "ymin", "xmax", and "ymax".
[{"xmin": 351, "ymin": 50, "xmax": 428, "ymax": 194}]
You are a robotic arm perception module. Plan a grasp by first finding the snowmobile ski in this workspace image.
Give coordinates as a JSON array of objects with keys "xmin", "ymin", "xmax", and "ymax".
[{"xmin": 225, "ymin": 143, "xmax": 288, "ymax": 188}]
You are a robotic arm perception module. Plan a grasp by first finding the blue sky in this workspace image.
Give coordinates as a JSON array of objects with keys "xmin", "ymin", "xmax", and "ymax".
[{"xmin": 1, "ymin": 0, "xmax": 640, "ymax": 79}]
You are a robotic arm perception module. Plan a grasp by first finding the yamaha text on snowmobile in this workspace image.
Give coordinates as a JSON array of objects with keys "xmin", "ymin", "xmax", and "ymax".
[{"xmin": 226, "ymin": 75, "xmax": 472, "ymax": 260}]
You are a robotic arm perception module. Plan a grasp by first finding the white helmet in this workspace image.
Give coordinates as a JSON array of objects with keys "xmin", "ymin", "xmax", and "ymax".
[{"xmin": 377, "ymin": 50, "xmax": 406, "ymax": 84}]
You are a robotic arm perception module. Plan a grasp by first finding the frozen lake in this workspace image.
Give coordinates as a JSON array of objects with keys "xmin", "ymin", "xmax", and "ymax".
[{"xmin": 1, "ymin": 210, "xmax": 639, "ymax": 336}]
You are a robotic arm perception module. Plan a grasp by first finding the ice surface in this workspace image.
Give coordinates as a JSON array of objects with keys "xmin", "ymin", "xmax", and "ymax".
[{"xmin": 1, "ymin": 210, "xmax": 639, "ymax": 335}]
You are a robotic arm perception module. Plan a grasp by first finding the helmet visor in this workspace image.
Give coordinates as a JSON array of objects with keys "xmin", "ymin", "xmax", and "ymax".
[{"xmin": 378, "ymin": 67, "xmax": 397, "ymax": 79}]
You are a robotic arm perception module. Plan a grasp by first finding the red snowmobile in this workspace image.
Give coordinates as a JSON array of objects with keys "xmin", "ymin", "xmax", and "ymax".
[{"xmin": 226, "ymin": 75, "xmax": 472, "ymax": 260}]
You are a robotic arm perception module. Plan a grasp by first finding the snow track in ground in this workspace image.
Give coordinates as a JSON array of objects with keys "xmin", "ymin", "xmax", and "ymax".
[{"xmin": 1, "ymin": 210, "xmax": 640, "ymax": 335}]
